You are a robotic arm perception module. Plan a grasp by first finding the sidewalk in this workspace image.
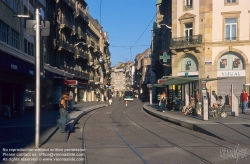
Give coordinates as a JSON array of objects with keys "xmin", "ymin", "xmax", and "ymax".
[
  {"xmin": 143, "ymin": 103, "xmax": 250, "ymax": 144},
  {"xmin": 0, "ymin": 101, "xmax": 108, "ymax": 146}
]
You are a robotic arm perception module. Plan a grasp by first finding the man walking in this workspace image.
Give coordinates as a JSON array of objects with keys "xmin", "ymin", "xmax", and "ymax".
[
  {"xmin": 240, "ymin": 89, "xmax": 248, "ymax": 114},
  {"xmin": 59, "ymin": 91, "xmax": 72, "ymax": 133}
]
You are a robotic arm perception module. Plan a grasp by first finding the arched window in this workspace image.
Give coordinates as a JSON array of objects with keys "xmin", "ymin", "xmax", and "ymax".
[
  {"xmin": 217, "ymin": 52, "xmax": 244, "ymax": 70},
  {"xmin": 178, "ymin": 54, "xmax": 198, "ymax": 72}
]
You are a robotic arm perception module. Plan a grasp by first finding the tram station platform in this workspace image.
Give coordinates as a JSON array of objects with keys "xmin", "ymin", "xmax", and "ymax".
[{"xmin": 143, "ymin": 103, "xmax": 250, "ymax": 144}]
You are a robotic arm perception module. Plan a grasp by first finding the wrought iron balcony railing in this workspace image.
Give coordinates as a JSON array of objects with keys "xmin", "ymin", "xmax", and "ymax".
[
  {"xmin": 61, "ymin": 16, "xmax": 74, "ymax": 30},
  {"xmin": 58, "ymin": 39, "xmax": 75, "ymax": 53},
  {"xmin": 170, "ymin": 34, "xmax": 202, "ymax": 47},
  {"xmin": 82, "ymin": 71, "xmax": 90, "ymax": 80},
  {"xmin": 79, "ymin": 9, "xmax": 89, "ymax": 22}
]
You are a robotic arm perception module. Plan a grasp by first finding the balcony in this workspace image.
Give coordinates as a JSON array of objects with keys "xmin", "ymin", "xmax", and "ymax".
[
  {"xmin": 74, "ymin": 70, "xmax": 89, "ymax": 79},
  {"xmin": 170, "ymin": 34, "xmax": 202, "ymax": 48},
  {"xmin": 75, "ymin": 49, "xmax": 88, "ymax": 60},
  {"xmin": 58, "ymin": 39, "xmax": 75, "ymax": 53},
  {"xmin": 78, "ymin": 9, "xmax": 89, "ymax": 23},
  {"xmin": 61, "ymin": 0, "xmax": 75, "ymax": 10},
  {"xmin": 60, "ymin": 16, "xmax": 74, "ymax": 31},
  {"xmin": 82, "ymin": 71, "xmax": 90, "ymax": 80}
]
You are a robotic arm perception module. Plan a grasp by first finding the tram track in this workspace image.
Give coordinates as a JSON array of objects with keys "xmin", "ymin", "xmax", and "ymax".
[
  {"xmin": 129, "ymin": 102, "xmax": 250, "ymax": 157},
  {"xmin": 79, "ymin": 99, "xmax": 249, "ymax": 163}
]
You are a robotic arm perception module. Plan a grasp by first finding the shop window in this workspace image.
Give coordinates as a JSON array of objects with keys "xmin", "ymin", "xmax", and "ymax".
[
  {"xmin": 225, "ymin": 18, "xmax": 237, "ymax": 41},
  {"xmin": 178, "ymin": 54, "xmax": 198, "ymax": 72},
  {"xmin": 217, "ymin": 53, "xmax": 244, "ymax": 70}
]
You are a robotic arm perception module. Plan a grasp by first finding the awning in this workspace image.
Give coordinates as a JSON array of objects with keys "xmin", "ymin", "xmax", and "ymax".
[
  {"xmin": 244, "ymin": 83, "xmax": 250, "ymax": 86},
  {"xmin": 150, "ymin": 77, "xmax": 228, "ymax": 88}
]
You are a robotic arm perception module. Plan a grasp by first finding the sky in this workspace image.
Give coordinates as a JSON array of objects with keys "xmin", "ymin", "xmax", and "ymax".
[{"xmin": 86, "ymin": 0, "xmax": 157, "ymax": 66}]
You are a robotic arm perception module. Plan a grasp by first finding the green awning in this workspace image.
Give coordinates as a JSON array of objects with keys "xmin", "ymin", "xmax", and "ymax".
[{"xmin": 150, "ymin": 77, "xmax": 228, "ymax": 88}]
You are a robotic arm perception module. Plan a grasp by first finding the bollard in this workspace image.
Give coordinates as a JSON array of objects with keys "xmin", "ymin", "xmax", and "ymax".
[{"xmin": 126, "ymin": 101, "xmax": 127, "ymax": 106}]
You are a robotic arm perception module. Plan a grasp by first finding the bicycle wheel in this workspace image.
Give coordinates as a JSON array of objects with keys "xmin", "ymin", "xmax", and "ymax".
[
  {"xmin": 220, "ymin": 112, "xmax": 227, "ymax": 118},
  {"xmin": 212, "ymin": 112, "xmax": 218, "ymax": 118}
]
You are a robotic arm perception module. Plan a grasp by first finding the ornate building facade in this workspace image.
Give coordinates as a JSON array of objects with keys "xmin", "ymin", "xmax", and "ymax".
[
  {"xmin": 152, "ymin": 0, "xmax": 250, "ymax": 100},
  {"xmin": 0, "ymin": 0, "xmax": 111, "ymax": 118}
]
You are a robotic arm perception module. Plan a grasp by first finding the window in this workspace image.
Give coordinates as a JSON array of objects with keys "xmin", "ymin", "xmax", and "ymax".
[
  {"xmin": 178, "ymin": 54, "xmax": 198, "ymax": 72},
  {"xmin": 184, "ymin": 23, "xmax": 193, "ymax": 42},
  {"xmin": 28, "ymin": 42, "xmax": 30, "ymax": 55},
  {"xmin": 11, "ymin": 29, "xmax": 19, "ymax": 49},
  {"xmin": 0, "ymin": 21, "xmax": 9, "ymax": 43},
  {"xmin": 225, "ymin": 18, "xmax": 237, "ymax": 40},
  {"xmin": 30, "ymin": 44, "xmax": 34, "ymax": 56},
  {"xmin": 10, "ymin": 0, "xmax": 18, "ymax": 13},
  {"xmin": 217, "ymin": 53, "xmax": 244, "ymax": 70},
  {"xmin": 24, "ymin": 39, "xmax": 27, "ymax": 53},
  {"xmin": 226, "ymin": 0, "xmax": 236, "ymax": 3},
  {"xmin": 224, "ymin": 0, "xmax": 238, "ymax": 5},
  {"xmin": 185, "ymin": 0, "xmax": 193, "ymax": 8}
]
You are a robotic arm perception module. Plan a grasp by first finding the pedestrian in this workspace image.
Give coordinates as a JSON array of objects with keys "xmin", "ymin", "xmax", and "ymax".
[
  {"xmin": 206, "ymin": 89, "xmax": 210, "ymax": 107},
  {"xmin": 68, "ymin": 90, "xmax": 74, "ymax": 110},
  {"xmin": 240, "ymin": 89, "xmax": 248, "ymax": 114},
  {"xmin": 59, "ymin": 91, "xmax": 72, "ymax": 133},
  {"xmin": 212, "ymin": 91, "xmax": 218, "ymax": 101},
  {"xmin": 108, "ymin": 90, "xmax": 112, "ymax": 105},
  {"xmin": 159, "ymin": 91, "xmax": 167, "ymax": 110},
  {"xmin": 161, "ymin": 96, "xmax": 167, "ymax": 112}
]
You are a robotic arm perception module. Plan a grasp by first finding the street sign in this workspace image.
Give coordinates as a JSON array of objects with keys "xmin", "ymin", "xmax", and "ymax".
[{"xmin": 26, "ymin": 20, "xmax": 50, "ymax": 36}]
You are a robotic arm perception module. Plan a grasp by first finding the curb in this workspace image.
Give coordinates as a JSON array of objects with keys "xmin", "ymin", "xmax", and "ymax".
[
  {"xmin": 69, "ymin": 104, "xmax": 108, "ymax": 133},
  {"xmin": 40, "ymin": 104, "xmax": 108, "ymax": 145},
  {"xmin": 143, "ymin": 104, "xmax": 224, "ymax": 140}
]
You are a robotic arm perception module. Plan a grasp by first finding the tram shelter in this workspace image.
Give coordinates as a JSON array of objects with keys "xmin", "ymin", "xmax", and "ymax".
[{"xmin": 148, "ymin": 76, "xmax": 236, "ymax": 120}]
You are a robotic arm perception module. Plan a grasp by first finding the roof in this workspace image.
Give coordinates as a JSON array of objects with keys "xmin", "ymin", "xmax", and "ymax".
[{"xmin": 151, "ymin": 77, "xmax": 228, "ymax": 88}]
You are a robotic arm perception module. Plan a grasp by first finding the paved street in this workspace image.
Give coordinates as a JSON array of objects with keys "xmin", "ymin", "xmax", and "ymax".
[{"xmin": 0, "ymin": 98, "xmax": 250, "ymax": 164}]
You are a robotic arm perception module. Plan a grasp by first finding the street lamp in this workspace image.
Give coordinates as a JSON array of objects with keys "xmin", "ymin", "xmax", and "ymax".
[
  {"xmin": 160, "ymin": 24, "xmax": 172, "ymax": 29},
  {"xmin": 74, "ymin": 42, "xmax": 87, "ymax": 47}
]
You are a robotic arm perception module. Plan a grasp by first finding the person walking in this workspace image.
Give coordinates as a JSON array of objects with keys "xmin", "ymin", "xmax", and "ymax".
[
  {"xmin": 240, "ymin": 89, "xmax": 248, "ymax": 114},
  {"xmin": 68, "ymin": 90, "xmax": 74, "ymax": 110},
  {"xmin": 108, "ymin": 90, "xmax": 112, "ymax": 105},
  {"xmin": 59, "ymin": 91, "xmax": 72, "ymax": 133},
  {"xmin": 161, "ymin": 97, "xmax": 167, "ymax": 112}
]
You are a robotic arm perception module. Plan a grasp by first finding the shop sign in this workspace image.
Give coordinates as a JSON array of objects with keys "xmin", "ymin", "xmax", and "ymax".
[
  {"xmin": 158, "ymin": 79, "xmax": 167, "ymax": 83},
  {"xmin": 217, "ymin": 70, "xmax": 245, "ymax": 77},
  {"xmin": 11, "ymin": 64, "xmax": 18, "ymax": 70}
]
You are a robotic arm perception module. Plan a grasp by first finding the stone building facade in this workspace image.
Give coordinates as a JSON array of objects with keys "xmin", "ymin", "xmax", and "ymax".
[
  {"xmin": 154, "ymin": 0, "xmax": 250, "ymax": 100},
  {"xmin": 0, "ymin": 0, "xmax": 111, "ymax": 118}
]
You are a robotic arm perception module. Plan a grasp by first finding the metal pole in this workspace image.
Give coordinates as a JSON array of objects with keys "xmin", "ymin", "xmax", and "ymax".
[{"xmin": 35, "ymin": 8, "xmax": 40, "ymax": 148}]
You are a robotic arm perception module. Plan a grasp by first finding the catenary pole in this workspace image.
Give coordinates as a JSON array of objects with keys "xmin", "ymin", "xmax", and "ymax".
[{"xmin": 35, "ymin": 8, "xmax": 40, "ymax": 148}]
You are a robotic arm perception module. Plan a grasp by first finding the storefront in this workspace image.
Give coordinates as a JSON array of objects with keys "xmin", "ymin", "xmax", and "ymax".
[{"xmin": 216, "ymin": 52, "xmax": 246, "ymax": 99}]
